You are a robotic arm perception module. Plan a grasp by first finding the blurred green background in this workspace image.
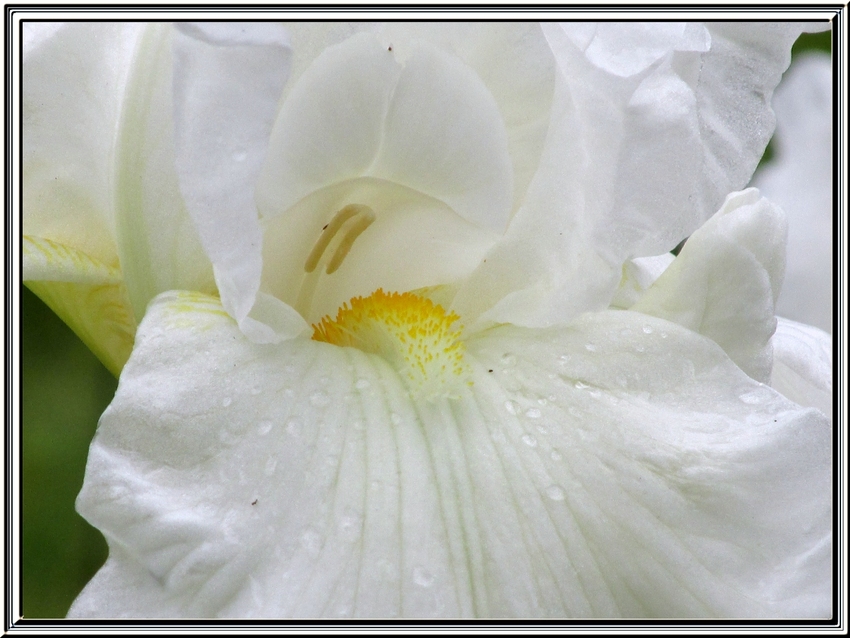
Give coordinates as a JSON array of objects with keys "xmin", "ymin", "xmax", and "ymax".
[{"xmin": 20, "ymin": 29, "xmax": 832, "ymax": 618}]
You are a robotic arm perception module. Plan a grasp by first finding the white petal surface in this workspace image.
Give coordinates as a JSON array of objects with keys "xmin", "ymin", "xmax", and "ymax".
[
  {"xmin": 280, "ymin": 23, "xmax": 556, "ymax": 215},
  {"xmin": 172, "ymin": 22, "xmax": 292, "ymax": 342},
  {"xmin": 771, "ymin": 317, "xmax": 833, "ymax": 417},
  {"xmin": 112, "ymin": 24, "xmax": 217, "ymax": 321},
  {"xmin": 23, "ymin": 22, "xmax": 144, "ymax": 268},
  {"xmin": 751, "ymin": 54, "xmax": 833, "ymax": 334},
  {"xmin": 632, "ymin": 189, "xmax": 786, "ymax": 384},
  {"xmin": 256, "ymin": 32, "xmax": 514, "ymax": 231},
  {"xmin": 71, "ymin": 293, "xmax": 830, "ymax": 618},
  {"xmin": 454, "ymin": 22, "xmax": 808, "ymax": 328}
]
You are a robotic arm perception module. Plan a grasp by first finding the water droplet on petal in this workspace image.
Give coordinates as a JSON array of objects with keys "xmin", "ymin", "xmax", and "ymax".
[
  {"xmin": 500, "ymin": 353, "xmax": 516, "ymax": 367},
  {"xmin": 222, "ymin": 397, "xmax": 232, "ymax": 407},
  {"xmin": 545, "ymin": 485, "xmax": 566, "ymax": 501},
  {"xmin": 257, "ymin": 420, "xmax": 273, "ymax": 435},
  {"xmin": 504, "ymin": 400, "xmax": 520, "ymax": 415},
  {"xmin": 585, "ymin": 343, "xmax": 597, "ymax": 352},
  {"xmin": 574, "ymin": 381, "xmax": 588, "ymax": 390},
  {"xmin": 339, "ymin": 509, "xmax": 362, "ymax": 541},
  {"xmin": 286, "ymin": 419, "xmax": 301, "ymax": 436},
  {"xmin": 525, "ymin": 407, "xmax": 542, "ymax": 419},
  {"xmin": 635, "ymin": 344, "xmax": 646, "ymax": 353},
  {"xmin": 550, "ymin": 450, "xmax": 563, "ymax": 462},
  {"xmin": 642, "ymin": 325, "xmax": 653, "ymax": 334},
  {"xmin": 522, "ymin": 434, "xmax": 538, "ymax": 447},
  {"xmin": 413, "ymin": 566, "xmax": 435, "ymax": 587},
  {"xmin": 301, "ymin": 528, "xmax": 322, "ymax": 554},
  {"xmin": 355, "ymin": 378, "xmax": 370, "ymax": 390},
  {"xmin": 740, "ymin": 388, "xmax": 771, "ymax": 405},
  {"xmin": 310, "ymin": 391, "xmax": 330, "ymax": 407}
]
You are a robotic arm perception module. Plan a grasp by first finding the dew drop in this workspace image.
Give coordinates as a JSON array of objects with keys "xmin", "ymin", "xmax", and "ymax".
[
  {"xmin": 550, "ymin": 450, "xmax": 563, "ymax": 462},
  {"xmin": 574, "ymin": 381, "xmax": 589, "ymax": 390},
  {"xmin": 585, "ymin": 343, "xmax": 597, "ymax": 352},
  {"xmin": 521, "ymin": 434, "xmax": 538, "ymax": 447},
  {"xmin": 355, "ymin": 378, "xmax": 370, "ymax": 390},
  {"xmin": 286, "ymin": 419, "xmax": 301, "ymax": 436},
  {"xmin": 660, "ymin": 332, "xmax": 668, "ymax": 339},
  {"xmin": 222, "ymin": 397, "xmax": 232, "ymax": 407},
  {"xmin": 413, "ymin": 566, "xmax": 435, "ymax": 588},
  {"xmin": 300, "ymin": 528, "xmax": 322, "ymax": 555},
  {"xmin": 536, "ymin": 425, "xmax": 548, "ymax": 435},
  {"xmin": 557, "ymin": 354, "xmax": 571, "ymax": 366},
  {"xmin": 642, "ymin": 325, "xmax": 653, "ymax": 334},
  {"xmin": 310, "ymin": 391, "xmax": 330, "ymax": 407},
  {"xmin": 635, "ymin": 344, "xmax": 646, "ymax": 353},
  {"xmin": 500, "ymin": 353, "xmax": 517, "ymax": 367},
  {"xmin": 545, "ymin": 485, "xmax": 566, "ymax": 501},
  {"xmin": 740, "ymin": 389, "xmax": 770, "ymax": 405},
  {"xmin": 257, "ymin": 420, "xmax": 273, "ymax": 435},
  {"xmin": 504, "ymin": 400, "xmax": 520, "ymax": 415},
  {"xmin": 525, "ymin": 407, "xmax": 542, "ymax": 419},
  {"xmin": 537, "ymin": 397, "xmax": 548, "ymax": 406},
  {"xmin": 339, "ymin": 509, "xmax": 362, "ymax": 541}
]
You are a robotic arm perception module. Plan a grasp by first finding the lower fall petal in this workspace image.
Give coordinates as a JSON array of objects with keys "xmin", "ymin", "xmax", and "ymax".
[{"xmin": 71, "ymin": 293, "xmax": 831, "ymax": 618}]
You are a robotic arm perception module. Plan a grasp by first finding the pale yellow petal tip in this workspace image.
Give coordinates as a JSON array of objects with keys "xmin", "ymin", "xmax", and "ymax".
[
  {"xmin": 313, "ymin": 288, "xmax": 471, "ymax": 400},
  {"xmin": 23, "ymin": 236, "xmax": 121, "ymax": 284}
]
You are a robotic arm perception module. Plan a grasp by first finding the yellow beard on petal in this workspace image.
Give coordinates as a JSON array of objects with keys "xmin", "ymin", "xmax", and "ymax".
[{"xmin": 312, "ymin": 288, "xmax": 470, "ymax": 399}]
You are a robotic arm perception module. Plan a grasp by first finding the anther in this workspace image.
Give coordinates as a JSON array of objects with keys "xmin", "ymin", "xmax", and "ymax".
[
  {"xmin": 326, "ymin": 209, "xmax": 376, "ymax": 274},
  {"xmin": 304, "ymin": 204, "xmax": 373, "ymax": 273}
]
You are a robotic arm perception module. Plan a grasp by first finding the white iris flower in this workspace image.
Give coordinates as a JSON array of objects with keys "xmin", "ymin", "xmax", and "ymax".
[{"xmin": 23, "ymin": 22, "xmax": 832, "ymax": 618}]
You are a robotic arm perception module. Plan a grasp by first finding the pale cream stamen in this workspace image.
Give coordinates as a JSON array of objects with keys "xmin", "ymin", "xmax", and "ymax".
[
  {"xmin": 296, "ymin": 204, "xmax": 376, "ymax": 319},
  {"xmin": 304, "ymin": 204, "xmax": 362, "ymax": 273},
  {"xmin": 325, "ymin": 209, "xmax": 376, "ymax": 274}
]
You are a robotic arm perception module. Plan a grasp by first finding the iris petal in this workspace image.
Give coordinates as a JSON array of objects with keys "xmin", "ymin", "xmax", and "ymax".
[{"xmin": 70, "ymin": 293, "xmax": 830, "ymax": 618}]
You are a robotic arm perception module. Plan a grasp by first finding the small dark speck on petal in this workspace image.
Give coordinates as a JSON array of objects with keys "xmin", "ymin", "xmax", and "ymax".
[
  {"xmin": 251, "ymin": 499, "xmax": 258, "ymax": 506},
  {"xmin": 488, "ymin": 369, "xmax": 493, "ymax": 373}
]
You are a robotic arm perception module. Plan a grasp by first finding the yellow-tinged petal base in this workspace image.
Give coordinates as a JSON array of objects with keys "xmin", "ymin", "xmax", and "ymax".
[
  {"xmin": 312, "ymin": 289, "xmax": 470, "ymax": 399},
  {"xmin": 24, "ymin": 236, "xmax": 136, "ymax": 377}
]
